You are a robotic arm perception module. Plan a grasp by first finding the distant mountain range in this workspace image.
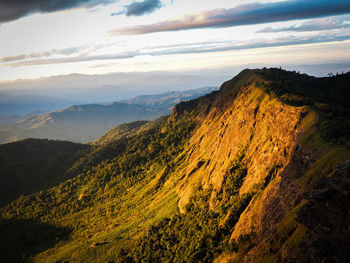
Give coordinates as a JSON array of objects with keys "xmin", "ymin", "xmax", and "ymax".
[
  {"xmin": 0, "ymin": 87, "xmax": 217, "ymax": 144},
  {"xmin": 0, "ymin": 71, "xmax": 227, "ymax": 105},
  {"xmin": 122, "ymin": 87, "xmax": 217, "ymax": 109},
  {"xmin": 0, "ymin": 102, "xmax": 163, "ymax": 144},
  {"xmin": 0, "ymin": 93, "xmax": 72, "ymax": 116}
]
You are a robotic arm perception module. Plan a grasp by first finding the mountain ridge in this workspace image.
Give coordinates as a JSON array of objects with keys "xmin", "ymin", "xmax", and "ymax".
[{"xmin": 0, "ymin": 68, "xmax": 349, "ymax": 262}]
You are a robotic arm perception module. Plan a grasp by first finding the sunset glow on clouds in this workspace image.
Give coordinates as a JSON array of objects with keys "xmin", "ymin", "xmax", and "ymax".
[{"xmin": 0, "ymin": 0, "xmax": 350, "ymax": 81}]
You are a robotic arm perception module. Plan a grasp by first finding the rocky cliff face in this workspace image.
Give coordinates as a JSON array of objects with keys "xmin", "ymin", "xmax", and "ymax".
[
  {"xmin": 177, "ymin": 79, "xmax": 303, "ymax": 206},
  {"xmin": 172, "ymin": 69, "xmax": 350, "ymax": 262}
]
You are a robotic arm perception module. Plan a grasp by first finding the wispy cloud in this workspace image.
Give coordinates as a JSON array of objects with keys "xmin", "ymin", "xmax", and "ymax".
[
  {"xmin": 148, "ymin": 34, "xmax": 350, "ymax": 55},
  {"xmin": 112, "ymin": 0, "xmax": 162, "ymax": 17},
  {"xmin": 0, "ymin": 40, "xmax": 229, "ymax": 64},
  {"xmin": 257, "ymin": 16, "xmax": 350, "ymax": 33},
  {"xmin": 0, "ymin": 46, "xmax": 89, "ymax": 63},
  {"xmin": 0, "ymin": 0, "xmax": 116, "ymax": 23},
  {"xmin": 7, "ymin": 32, "xmax": 350, "ymax": 67},
  {"xmin": 0, "ymin": 41, "xmax": 128, "ymax": 63},
  {"xmin": 10, "ymin": 53, "xmax": 138, "ymax": 67},
  {"xmin": 108, "ymin": 0, "xmax": 350, "ymax": 35}
]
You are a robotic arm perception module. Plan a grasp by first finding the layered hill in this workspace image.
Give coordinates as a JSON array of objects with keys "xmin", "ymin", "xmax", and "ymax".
[
  {"xmin": 122, "ymin": 87, "xmax": 217, "ymax": 109},
  {"xmin": 1, "ymin": 68, "xmax": 350, "ymax": 263},
  {"xmin": 0, "ymin": 102, "xmax": 163, "ymax": 144},
  {"xmin": 0, "ymin": 87, "xmax": 217, "ymax": 144},
  {"xmin": 0, "ymin": 93, "xmax": 72, "ymax": 117}
]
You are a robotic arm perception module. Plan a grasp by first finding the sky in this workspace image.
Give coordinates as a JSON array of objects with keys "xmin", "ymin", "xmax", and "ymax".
[{"xmin": 0, "ymin": 0, "xmax": 350, "ymax": 82}]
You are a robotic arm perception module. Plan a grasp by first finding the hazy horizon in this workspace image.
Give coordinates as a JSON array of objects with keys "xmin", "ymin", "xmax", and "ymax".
[
  {"xmin": 1, "ymin": 0, "xmax": 350, "ymax": 83},
  {"xmin": 1, "ymin": 0, "xmax": 350, "ymax": 116},
  {"xmin": 1, "ymin": 62, "xmax": 349, "ymax": 104}
]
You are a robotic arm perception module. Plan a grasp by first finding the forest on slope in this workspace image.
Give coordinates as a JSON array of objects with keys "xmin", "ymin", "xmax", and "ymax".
[{"xmin": 0, "ymin": 68, "xmax": 349, "ymax": 263}]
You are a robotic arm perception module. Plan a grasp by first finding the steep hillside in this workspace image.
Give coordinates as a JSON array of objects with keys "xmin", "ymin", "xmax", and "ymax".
[{"xmin": 1, "ymin": 68, "xmax": 349, "ymax": 263}]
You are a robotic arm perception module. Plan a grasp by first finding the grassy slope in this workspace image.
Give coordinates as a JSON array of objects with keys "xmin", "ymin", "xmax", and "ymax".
[{"xmin": 0, "ymin": 68, "xmax": 349, "ymax": 263}]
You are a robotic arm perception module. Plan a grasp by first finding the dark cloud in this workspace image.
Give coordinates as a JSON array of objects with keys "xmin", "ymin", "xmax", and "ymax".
[
  {"xmin": 109, "ymin": 0, "xmax": 350, "ymax": 35},
  {"xmin": 111, "ymin": 0, "xmax": 162, "ymax": 17},
  {"xmin": 257, "ymin": 17, "xmax": 350, "ymax": 33},
  {"xmin": 0, "ymin": 0, "xmax": 115, "ymax": 23},
  {"xmin": 125, "ymin": 0, "xmax": 161, "ymax": 16}
]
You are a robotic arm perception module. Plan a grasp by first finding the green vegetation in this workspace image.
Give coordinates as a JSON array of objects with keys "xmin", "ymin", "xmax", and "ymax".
[
  {"xmin": 298, "ymin": 148, "xmax": 350, "ymax": 185},
  {"xmin": 130, "ymin": 160, "xmax": 252, "ymax": 263},
  {"xmin": 91, "ymin": 120, "xmax": 151, "ymax": 145}
]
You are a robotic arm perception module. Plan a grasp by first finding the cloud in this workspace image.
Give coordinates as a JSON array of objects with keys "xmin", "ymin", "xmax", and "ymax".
[
  {"xmin": 9, "ymin": 53, "xmax": 138, "ymax": 67},
  {"xmin": 0, "ymin": 46, "xmax": 88, "ymax": 63},
  {"xmin": 0, "ymin": 41, "xmax": 127, "ymax": 64},
  {"xmin": 6, "ymin": 32, "xmax": 350, "ymax": 67},
  {"xmin": 0, "ymin": 40, "xmax": 229, "ymax": 64},
  {"xmin": 108, "ymin": 0, "xmax": 350, "ymax": 35},
  {"xmin": 0, "ymin": 0, "xmax": 116, "ymax": 23},
  {"xmin": 148, "ymin": 34, "xmax": 350, "ymax": 55},
  {"xmin": 257, "ymin": 17, "xmax": 350, "ymax": 33},
  {"xmin": 124, "ymin": 0, "xmax": 162, "ymax": 16}
]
